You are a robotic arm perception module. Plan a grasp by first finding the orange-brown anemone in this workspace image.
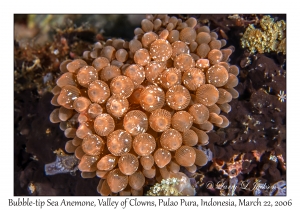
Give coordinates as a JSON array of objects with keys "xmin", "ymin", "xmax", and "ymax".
[{"xmin": 49, "ymin": 14, "xmax": 239, "ymax": 196}]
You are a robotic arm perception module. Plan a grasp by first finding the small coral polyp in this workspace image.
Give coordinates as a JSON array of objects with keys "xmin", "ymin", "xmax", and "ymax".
[{"xmin": 49, "ymin": 14, "xmax": 239, "ymax": 195}]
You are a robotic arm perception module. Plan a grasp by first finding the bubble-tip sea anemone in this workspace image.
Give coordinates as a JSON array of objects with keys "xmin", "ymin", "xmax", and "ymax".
[{"xmin": 49, "ymin": 14, "xmax": 239, "ymax": 195}]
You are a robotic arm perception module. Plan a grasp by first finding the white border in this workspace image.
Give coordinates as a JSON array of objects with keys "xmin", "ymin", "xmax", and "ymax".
[{"xmin": 2, "ymin": 0, "xmax": 299, "ymax": 209}]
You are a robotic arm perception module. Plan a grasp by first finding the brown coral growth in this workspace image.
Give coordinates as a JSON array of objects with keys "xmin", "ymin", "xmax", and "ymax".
[{"xmin": 49, "ymin": 14, "xmax": 239, "ymax": 195}]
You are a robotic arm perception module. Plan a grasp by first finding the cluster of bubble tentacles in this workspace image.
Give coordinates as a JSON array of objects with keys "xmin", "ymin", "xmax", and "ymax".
[{"xmin": 49, "ymin": 14, "xmax": 239, "ymax": 195}]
